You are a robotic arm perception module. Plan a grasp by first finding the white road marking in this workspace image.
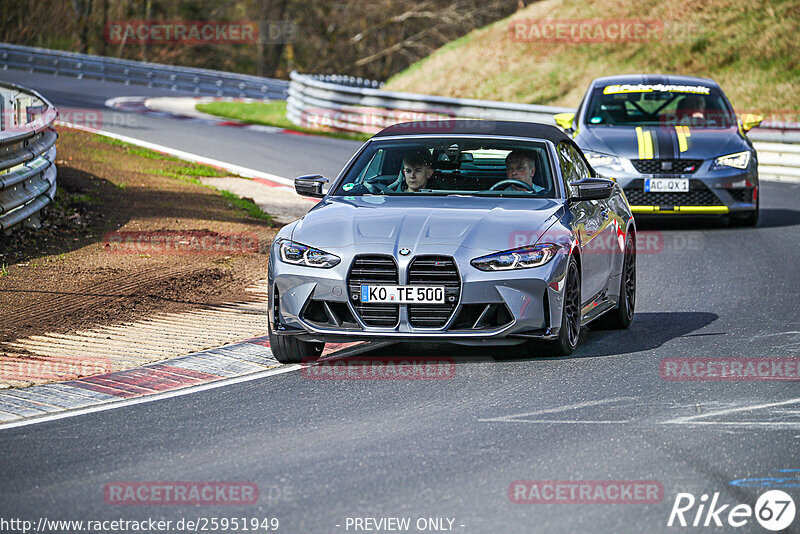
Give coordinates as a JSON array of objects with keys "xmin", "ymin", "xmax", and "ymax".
[
  {"xmin": 56, "ymin": 121, "xmax": 295, "ymax": 187},
  {"xmin": 664, "ymin": 397, "xmax": 800, "ymax": 423},
  {"xmin": 0, "ymin": 340, "xmax": 386, "ymax": 430},
  {"xmin": 662, "ymin": 397, "xmax": 800, "ymax": 429},
  {"xmin": 478, "ymin": 397, "xmax": 634, "ymax": 423},
  {"xmin": 0, "ymin": 364, "xmax": 299, "ymax": 431}
]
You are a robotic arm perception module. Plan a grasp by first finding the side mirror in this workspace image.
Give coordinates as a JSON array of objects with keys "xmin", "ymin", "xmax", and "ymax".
[
  {"xmin": 294, "ymin": 174, "xmax": 328, "ymax": 198},
  {"xmin": 568, "ymin": 177, "xmax": 614, "ymax": 202},
  {"xmin": 295, "ymin": 174, "xmax": 329, "ymax": 198},
  {"xmin": 740, "ymin": 113, "xmax": 764, "ymax": 133},
  {"xmin": 554, "ymin": 112, "xmax": 575, "ymax": 132}
]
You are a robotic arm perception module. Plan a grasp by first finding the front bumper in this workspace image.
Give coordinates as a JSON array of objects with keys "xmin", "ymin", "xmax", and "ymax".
[
  {"xmin": 595, "ymin": 159, "xmax": 758, "ymax": 215},
  {"xmin": 269, "ymin": 246, "xmax": 571, "ymax": 346}
]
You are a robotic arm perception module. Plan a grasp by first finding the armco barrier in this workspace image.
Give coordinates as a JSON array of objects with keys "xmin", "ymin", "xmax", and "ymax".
[
  {"xmin": 0, "ymin": 81, "xmax": 58, "ymax": 232},
  {"xmin": 0, "ymin": 42, "xmax": 288, "ymax": 100},
  {"xmin": 287, "ymin": 71, "xmax": 800, "ymax": 180},
  {"xmin": 286, "ymin": 71, "xmax": 572, "ymax": 133}
]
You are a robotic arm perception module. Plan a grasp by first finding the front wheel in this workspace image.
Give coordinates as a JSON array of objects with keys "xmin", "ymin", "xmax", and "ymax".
[
  {"xmin": 268, "ymin": 312, "xmax": 324, "ymax": 364},
  {"xmin": 531, "ymin": 255, "xmax": 581, "ymax": 357}
]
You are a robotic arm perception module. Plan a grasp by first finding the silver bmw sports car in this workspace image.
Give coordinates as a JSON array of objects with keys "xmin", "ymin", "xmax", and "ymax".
[{"xmin": 268, "ymin": 121, "xmax": 636, "ymax": 363}]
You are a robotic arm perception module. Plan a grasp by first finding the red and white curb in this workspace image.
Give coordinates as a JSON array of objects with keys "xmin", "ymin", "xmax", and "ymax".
[{"xmin": 0, "ymin": 338, "xmax": 375, "ymax": 428}]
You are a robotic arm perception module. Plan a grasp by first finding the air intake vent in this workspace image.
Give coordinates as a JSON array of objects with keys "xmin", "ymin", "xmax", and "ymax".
[
  {"xmin": 407, "ymin": 256, "xmax": 460, "ymax": 328},
  {"xmin": 348, "ymin": 255, "xmax": 399, "ymax": 327}
]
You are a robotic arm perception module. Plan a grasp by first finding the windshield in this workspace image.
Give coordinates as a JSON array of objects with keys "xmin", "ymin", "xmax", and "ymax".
[
  {"xmin": 585, "ymin": 83, "xmax": 736, "ymax": 128},
  {"xmin": 332, "ymin": 137, "xmax": 556, "ymax": 198}
]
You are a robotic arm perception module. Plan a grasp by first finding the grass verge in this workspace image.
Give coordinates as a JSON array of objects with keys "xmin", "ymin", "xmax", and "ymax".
[
  {"xmin": 385, "ymin": 0, "xmax": 800, "ymax": 113},
  {"xmin": 196, "ymin": 100, "xmax": 372, "ymax": 142},
  {"xmin": 94, "ymin": 135, "xmax": 272, "ymax": 222}
]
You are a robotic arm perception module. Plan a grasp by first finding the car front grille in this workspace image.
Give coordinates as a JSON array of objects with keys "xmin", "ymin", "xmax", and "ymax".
[
  {"xmin": 407, "ymin": 256, "xmax": 461, "ymax": 328},
  {"xmin": 348, "ymin": 255, "xmax": 399, "ymax": 327},
  {"xmin": 631, "ymin": 159, "xmax": 703, "ymax": 174},
  {"xmin": 623, "ymin": 179, "xmax": 723, "ymax": 206}
]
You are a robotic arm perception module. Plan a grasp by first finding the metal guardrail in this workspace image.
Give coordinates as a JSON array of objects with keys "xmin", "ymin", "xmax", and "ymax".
[
  {"xmin": 0, "ymin": 81, "xmax": 58, "ymax": 232},
  {"xmin": 0, "ymin": 43, "xmax": 288, "ymax": 100},
  {"xmin": 754, "ymin": 141, "xmax": 800, "ymax": 181},
  {"xmin": 287, "ymin": 71, "xmax": 800, "ymax": 180},
  {"xmin": 287, "ymin": 71, "xmax": 572, "ymax": 133}
]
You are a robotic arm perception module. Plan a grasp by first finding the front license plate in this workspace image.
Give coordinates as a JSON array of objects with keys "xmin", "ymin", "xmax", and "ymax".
[
  {"xmin": 360, "ymin": 285, "xmax": 445, "ymax": 304},
  {"xmin": 644, "ymin": 178, "xmax": 689, "ymax": 193}
]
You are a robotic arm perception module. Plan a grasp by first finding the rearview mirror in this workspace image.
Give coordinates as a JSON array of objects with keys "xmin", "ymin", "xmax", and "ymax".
[
  {"xmin": 740, "ymin": 113, "xmax": 764, "ymax": 133},
  {"xmin": 568, "ymin": 177, "xmax": 614, "ymax": 202},
  {"xmin": 554, "ymin": 112, "xmax": 575, "ymax": 132},
  {"xmin": 295, "ymin": 174, "xmax": 329, "ymax": 198}
]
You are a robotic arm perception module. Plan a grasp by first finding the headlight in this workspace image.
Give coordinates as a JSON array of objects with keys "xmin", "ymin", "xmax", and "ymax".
[
  {"xmin": 278, "ymin": 240, "xmax": 340, "ymax": 268},
  {"xmin": 471, "ymin": 244, "xmax": 560, "ymax": 271},
  {"xmin": 584, "ymin": 151, "xmax": 624, "ymax": 172},
  {"xmin": 713, "ymin": 151, "xmax": 751, "ymax": 170}
]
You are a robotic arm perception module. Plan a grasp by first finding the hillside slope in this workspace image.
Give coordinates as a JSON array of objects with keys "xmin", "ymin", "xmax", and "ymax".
[{"xmin": 385, "ymin": 0, "xmax": 800, "ymax": 113}]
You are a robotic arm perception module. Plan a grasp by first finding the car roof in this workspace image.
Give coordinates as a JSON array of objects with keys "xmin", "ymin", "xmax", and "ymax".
[
  {"xmin": 373, "ymin": 120, "xmax": 572, "ymax": 144},
  {"xmin": 589, "ymin": 73, "xmax": 719, "ymax": 88}
]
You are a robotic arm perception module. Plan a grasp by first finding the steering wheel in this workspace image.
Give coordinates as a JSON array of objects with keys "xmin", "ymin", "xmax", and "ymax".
[
  {"xmin": 489, "ymin": 179, "xmax": 535, "ymax": 191},
  {"xmin": 364, "ymin": 181, "xmax": 394, "ymax": 194}
]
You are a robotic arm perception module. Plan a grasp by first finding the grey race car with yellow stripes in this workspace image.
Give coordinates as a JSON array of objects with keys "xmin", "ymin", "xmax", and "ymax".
[{"xmin": 554, "ymin": 74, "xmax": 761, "ymax": 225}]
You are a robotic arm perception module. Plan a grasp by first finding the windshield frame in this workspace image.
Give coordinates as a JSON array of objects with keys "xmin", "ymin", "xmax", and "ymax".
[{"xmin": 327, "ymin": 134, "xmax": 566, "ymax": 200}]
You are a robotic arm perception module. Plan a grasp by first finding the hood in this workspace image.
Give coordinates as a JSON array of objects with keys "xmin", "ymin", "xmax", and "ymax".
[
  {"xmin": 290, "ymin": 196, "xmax": 564, "ymax": 253},
  {"xmin": 579, "ymin": 125, "xmax": 748, "ymax": 161}
]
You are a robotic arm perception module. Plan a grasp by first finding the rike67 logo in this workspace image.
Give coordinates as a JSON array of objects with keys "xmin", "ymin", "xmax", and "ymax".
[{"xmin": 667, "ymin": 490, "xmax": 796, "ymax": 531}]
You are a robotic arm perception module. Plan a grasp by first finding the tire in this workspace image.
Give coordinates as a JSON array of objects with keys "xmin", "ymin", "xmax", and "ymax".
[
  {"xmin": 531, "ymin": 255, "xmax": 581, "ymax": 357},
  {"xmin": 268, "ymin": 305, "xmax": 324, "ymax": 364},
  {"xmin": 730, "ymin": 196, "xmax": 759, "ymax": 227},
  {"xmin": 592, "ymin": 233, "xmax": 636, "ymax": 330}
]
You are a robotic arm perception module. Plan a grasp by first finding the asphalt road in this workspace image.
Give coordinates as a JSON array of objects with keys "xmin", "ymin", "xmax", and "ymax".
[
  {"xmin": 1, "ymin": 69, "xmax": 800, "ymax": 534},
  {"xmin": 0, "ymin": 69, "xmax": 360, "ymax": 180}
]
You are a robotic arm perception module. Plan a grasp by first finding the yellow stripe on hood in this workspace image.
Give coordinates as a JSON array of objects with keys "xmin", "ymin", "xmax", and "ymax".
[
  {"xmin": 675, "ymin": 125, "xmax": 691, "ymax": 153},
  {"xmin": 636, "ymin": 127, "xmax": 654, "ymax": 159}
]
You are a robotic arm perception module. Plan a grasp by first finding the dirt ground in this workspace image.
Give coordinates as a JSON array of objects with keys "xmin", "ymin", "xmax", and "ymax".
[{"xmin": 0, "ymin": 128, "xmax": 279, "ymax": 346}]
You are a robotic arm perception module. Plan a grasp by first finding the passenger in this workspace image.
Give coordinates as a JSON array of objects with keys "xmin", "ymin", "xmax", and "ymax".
[
  {"xmin": 504, "ymin": 150, "xmax": 545, "ymax": 192},
  {"xmin": 398, "ymin": 148, "xmax": 434, "ymax": 193}
]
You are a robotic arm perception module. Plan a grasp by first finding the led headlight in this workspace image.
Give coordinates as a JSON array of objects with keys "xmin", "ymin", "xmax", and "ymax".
[
  {"xmin": 713, "ymin": 151, "xmax": 751, "ymax": 170},
  {"xmin": 584, "ymin": 151, "xmax": 624, "ymax": 173},
  {"xmin": 278, "ymin": 240, "xmax": 340, "ymax": 268},
  {"xmin": 471, "ymin": 243, "xmax": 560, "ymax": 271}
]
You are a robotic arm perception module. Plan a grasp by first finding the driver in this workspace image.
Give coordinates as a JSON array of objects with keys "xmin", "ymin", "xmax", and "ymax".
[
  {"xmin": 676, "ymin": 94, "xmax": 706, "ymax": 124},
  {"xmin": 397, "ymin": 148, "xmax": 434, "ymax": 193},
  {"xmin": 503, "ymin": 150, "xmax": 544, "ymax": 192}
]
